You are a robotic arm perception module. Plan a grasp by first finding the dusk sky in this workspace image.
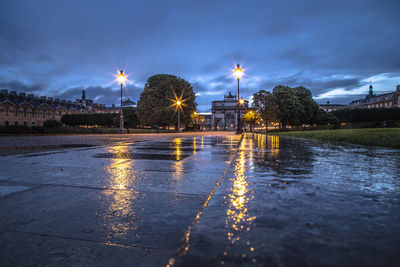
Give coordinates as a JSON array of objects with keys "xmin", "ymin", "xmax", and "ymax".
[{"xmin": 1, "ymin": 0, "xmax": 399, "ymax": 112}]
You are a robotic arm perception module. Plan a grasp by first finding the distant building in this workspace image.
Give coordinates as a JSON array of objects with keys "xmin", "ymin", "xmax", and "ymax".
[
  {"xmin": 75, "ymin": 89, "xmax": 93, "ymax": 110},
  {"xmin": 0, "ymin": 89, "xmax": 119, "ymax": 127},
  {"xmin": 211, "ymin": 92, "xmax": 249, "ymax": 130},
  {"xmin": 319, "ymin": 84, "xmax": 400, "ymax": 112},
  {"xmin": 319, "ymin": 101, "xmax": 346, "ymax": 112},
  {"xmin": 197, "ymin": 112, "xmax": 212, "ymax": 131},
  {"xmin": 121, "ymin": 98, "xmax": 136, "ymax": 108},
  {"xmin": 348, "ymin": 85, "xmax": 400, "ymax": 109}
]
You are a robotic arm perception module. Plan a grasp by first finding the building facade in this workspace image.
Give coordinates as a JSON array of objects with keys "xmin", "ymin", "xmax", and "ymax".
[
  {"xmin": 197, "ymin": 113, "xmax": 212, "ymax": 131},
  {"xmin": 211, "ymin": 92, "xmax": 248, "ymax": 130},
  {"xmin": 0, "ymin": 89, "xmax": 118, "ymax": 127},
  {"xmin": 320, "ymin": 85, "xmax": 400, "ymax": 112},
  {"xmin": 319, "ymin": 102, "xmax": 346, "ymax": 112},
  {"xmin": 348, "ymin": 85, "xmax": 400, "ymax": 109}
]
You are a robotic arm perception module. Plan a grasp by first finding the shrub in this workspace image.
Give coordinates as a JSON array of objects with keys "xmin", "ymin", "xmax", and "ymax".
[{"xmin": 43, "ymin": 119, "xmax": 62, "ymax": 128}]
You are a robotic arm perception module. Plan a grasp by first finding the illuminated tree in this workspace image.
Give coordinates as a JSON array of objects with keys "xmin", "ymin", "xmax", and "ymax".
[
  {"xmin": 137, "ymin": 74, "xmax": 197, "ymax": 128},
  {"xmin": 252, "ymin": 90, "xmax": 279, "ymax": 131},
  {"xmin": 242, "ymin": 109, "xmax": 261, "ymax": 132}
]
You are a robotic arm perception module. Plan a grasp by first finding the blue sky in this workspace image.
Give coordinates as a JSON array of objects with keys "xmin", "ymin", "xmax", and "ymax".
[{"xmin": 0, "ymin": 0, "xmax": 399, "ymax": 112}]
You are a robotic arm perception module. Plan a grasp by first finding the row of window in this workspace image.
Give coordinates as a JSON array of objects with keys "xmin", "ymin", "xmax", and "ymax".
[
  {"xmin": 1, "ymin": 108, "xmax": 66, "ymax": 118},
  {"xmin": 365, "ymin": 102, "xmax": 394, "ymax": 108},
  {"xmin": 3, "ymin": 121, "xmax": 33, "ymax": 127}
]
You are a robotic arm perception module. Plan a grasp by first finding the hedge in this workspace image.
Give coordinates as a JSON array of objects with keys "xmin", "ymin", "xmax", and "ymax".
[
  {"xmin": 61, "ymin": 113, "xmax": 117, "ymax": 127},
  {"xmin": 332, "ymin": 108, "xmax": 400, "ymax": 123}
]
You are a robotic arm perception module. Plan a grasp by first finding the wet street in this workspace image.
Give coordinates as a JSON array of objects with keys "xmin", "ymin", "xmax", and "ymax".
[{"xmin": 0, "ymin": 133, "xmax": 399, "ymax": 266}]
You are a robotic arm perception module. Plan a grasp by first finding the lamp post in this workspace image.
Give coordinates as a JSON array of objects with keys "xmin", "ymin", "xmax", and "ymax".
[
  {"xmin": 176, "ymin": 100, "xmax": 182, "ymax": 132},
  {"xmin": 234, "ymin": 64, "xmax": 244, "ymax": 134},
  {"xmin": 117, "ymin": 70, "xmax": 126, "ymax": 134}
]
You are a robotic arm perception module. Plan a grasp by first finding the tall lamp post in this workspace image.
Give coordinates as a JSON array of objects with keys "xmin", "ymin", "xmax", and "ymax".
[
  {"xmin": 234, "ymin": 64, "xmax": 244, "ymax": 134},
  {"xmin": 176, "ymin": 100, "xmax": 181, "ymax": 132},
  {"xmin": 117, "ymin": 70, "xmax": 126, "ymax": 134}
]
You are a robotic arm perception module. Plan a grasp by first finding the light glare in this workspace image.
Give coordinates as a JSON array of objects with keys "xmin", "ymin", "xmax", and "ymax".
[
  {"xmin": 117, "ymin": 70, "xmax": 126, "ymax": 84},
  {"xmin": 234, "ymin": 64, "xmax": 244, "ymax": 79}
]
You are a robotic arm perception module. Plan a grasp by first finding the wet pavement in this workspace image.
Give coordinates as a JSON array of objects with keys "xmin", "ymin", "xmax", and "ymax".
[{"xmin": 0, "ymin": 133, "xmax": 399, "ymax": 266}]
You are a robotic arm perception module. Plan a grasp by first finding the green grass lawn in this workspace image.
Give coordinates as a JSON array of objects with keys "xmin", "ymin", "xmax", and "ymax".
[{"xmin": 269, "ymin": 128, "xmax": 400, "ymax": 149}]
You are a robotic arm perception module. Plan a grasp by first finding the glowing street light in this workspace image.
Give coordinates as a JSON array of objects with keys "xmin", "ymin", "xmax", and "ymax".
[
  {"xmin": 176, "ymin": 100, "xmax": 182, "ymax": 132},
  {"xmin": 234, "ymin": 64, "xmax": 244, "ymax": 134},
  {"xmin": 117, "ymin": 70, "xmax": 126, "ymax": 134},
  {"xmin": 234, "ymin": 64, "xmax": 244, "ymax": 79}
]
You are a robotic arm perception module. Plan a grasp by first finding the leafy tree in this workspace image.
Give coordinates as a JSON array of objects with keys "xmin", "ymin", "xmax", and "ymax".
[
  {"xmin": 189, "ymin": 112, "xmax": 201, "ymax": 130},
  {"xmin": 272, "ymin": 85, "xmax": 304, "ymax": 128},
  {"xmin": 252, "ymin": 90, "xmax": 279, "ymax": 132},
  {"xmin": 293, "ymin": 86, "xmax": 319, "ymax": 125},
  {"xmin": 242, "ymin": 109, "xmax": 261, "ymax": 132},
  {"xmin": 123, "ymin": 107, "xmax": 139, "ymax": 128},
  {"xmin": 316, "ymin": 110, "xmax": 340, "ymax": 125},
  {"xmin": 137, "ymin": 74, "xmax": 197, "ymax": 128}
]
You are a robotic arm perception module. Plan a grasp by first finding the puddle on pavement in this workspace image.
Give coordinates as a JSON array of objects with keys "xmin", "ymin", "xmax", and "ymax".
[
  {"xmin": 134, "ymin": 146, "xmax": 202, "ymax": 152},
  {"xmin": 93, "ymin": 152, "xmax": 190, "ymax": 161}
]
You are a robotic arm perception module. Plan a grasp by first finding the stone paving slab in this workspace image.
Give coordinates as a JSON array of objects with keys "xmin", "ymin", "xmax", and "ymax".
[
  {"xmin": 0, "ymin": 133, "xmax": 241, "ymax": 266},
  {"xmin": 0, "ymin": 184, "xmax": 32, "ymax": 197},
  {"xmin": 172, "ymin": 134, "xmax": 400, "ymax": 267},
  {"xmin": 0, "ymin": 231, "xmax": 172, "ymax": 267},
  {"xmin": 0, "ymin": 185, "xmax": 206, "ymax": 249}
]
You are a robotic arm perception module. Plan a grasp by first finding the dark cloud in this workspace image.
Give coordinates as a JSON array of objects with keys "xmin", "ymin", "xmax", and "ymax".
[
  {"xmin": 59, "ymin": 84, "xmax": 143, "ymax": 105},
  {"xmin": 0, "ymin": 0, "xmax": 399, "ymax": 112},
  {"xmin": 0, "ymin": 80, "xmax": 48, "ymax": 94}
]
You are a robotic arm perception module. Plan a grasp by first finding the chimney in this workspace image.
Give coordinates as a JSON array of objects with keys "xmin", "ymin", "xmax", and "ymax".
[
  {"xmin": 61, "ymin": 99, "xmax": 66, "ymax": 104},
  {"xmin": 48, "ymin": 97, "xmax": 53, "ymax": 102},
  {"xmin": 10, "ymin": 91, "xmax": 17, "ymax": 96},
  {"xmin": 54, "ymin": 98, "xmax": 60, "ymax": 103},
  {"xmin": 40, "ymin": 96, "xmax": 46, "ymax": 101},
  {"xmin": 0, "ymin": 89, "xmax": 7, "ymax": 96}
]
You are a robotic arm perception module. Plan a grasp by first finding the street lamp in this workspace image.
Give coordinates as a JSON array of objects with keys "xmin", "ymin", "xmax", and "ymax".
[
  {"xmin": 176, "ymin": 100, "xmax": 182, "ymax": 132},
  {"xmin": 234, "ymin": 64, "xmax": 244, "ymax": 134},
  {"xmin": 117, "ymin": 70, "xmax": 126, "ymax": 134}
]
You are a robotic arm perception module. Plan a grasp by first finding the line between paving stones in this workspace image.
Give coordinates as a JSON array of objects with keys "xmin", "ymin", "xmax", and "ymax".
[
  {"xmin": 2, "ymin": 230, "xmax": 174, "ymax": 251},
  {"xmin": 166, "ymin": 134, "xmax": 244, "ymax": 267},
  {"xmin": 0, "ymin": 181, "xmax": 209, "ymax": 198}
]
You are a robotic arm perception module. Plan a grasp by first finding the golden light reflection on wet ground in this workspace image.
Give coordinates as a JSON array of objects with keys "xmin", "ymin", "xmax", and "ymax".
[
  {"xmin": 174, "ymin": 138, "xmax": 183, "ymax": 161},
  {"xmin": 172, "ymin": 138, "xmax": 184, "ymax": 184},
  {"xmin": 103, "ymin": 143, "xmax": 138, "ymax": 239},
  {"xmin": 192, "ymin": 137, "xmax": 197, "ymax": 155},
  {"xmin": 224, "ymin": 137, "xmax": 256, "ymax": 261},
  {"xmin": 267, "ymin": 135, "xmax": 280, "ymax": 157}
]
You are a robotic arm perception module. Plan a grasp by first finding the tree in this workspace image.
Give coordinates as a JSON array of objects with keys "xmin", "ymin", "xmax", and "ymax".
[
  {"xmin": 242, "ymin": 109, "xmax": 261, "ymax": 132},
  {"xmin": 293, "ymin": 86, "xmax": 320, "ymax": 125},
  {"xmin": 272, "ymin": 85, "xmax": 304, "ymax": 128},
  {"xmin": 252, "ymin": 90, "xmax": 279, "ymax": 132},
  {"xmin": 189, "ymin": 112, "xmax": 201, "ymax": 130},
  {"xmin": 137, "ymin": 74, "xmax": 197, "ymax": 128},
  {"xmin": 316, "ymin": 109, "xmax": 340, "ymax": 125},
  {"xmin": 123, "ymin": 107, "xmax": 139, "ymax": 128}
]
